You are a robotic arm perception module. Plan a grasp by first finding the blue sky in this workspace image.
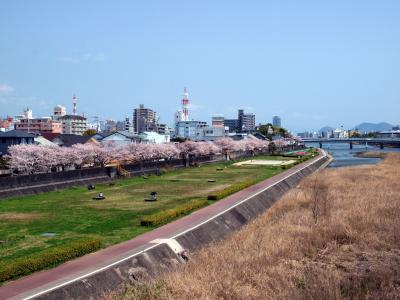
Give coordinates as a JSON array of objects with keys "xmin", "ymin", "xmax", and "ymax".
[{"xmin": 0, "ymin": 0, "xmax": 399, "ymax": 132}]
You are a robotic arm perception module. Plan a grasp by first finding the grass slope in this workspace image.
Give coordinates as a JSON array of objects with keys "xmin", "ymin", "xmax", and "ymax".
[
  {"xmin": 110, "ymin": 153, "xmax": 400, "ymax": 300},
  {"xmin": 0, "ymin": 155, "xmax": 295, "ymax": 279}
]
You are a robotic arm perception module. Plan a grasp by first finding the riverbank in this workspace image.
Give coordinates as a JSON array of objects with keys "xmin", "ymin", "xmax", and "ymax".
[
  {"xmin": 0, "ymin": 155, "xmax": 300, "ymax": 284},
  {"xmin": 353, "ymin": 151, "xmax": 388, "ymax": 159},
  {"xmin": 110, "ymin": 153, "xmax": 400, "ymax": 299}
]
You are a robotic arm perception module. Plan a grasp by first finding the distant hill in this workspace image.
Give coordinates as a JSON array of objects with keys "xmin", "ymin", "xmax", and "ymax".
[
  {"xmin": 319, "ymin": 126, "xmax": 334, "ymax": 132},
  {"xmin": 354, "ymin": 122, "xmax": 393, "ymax": 133}
]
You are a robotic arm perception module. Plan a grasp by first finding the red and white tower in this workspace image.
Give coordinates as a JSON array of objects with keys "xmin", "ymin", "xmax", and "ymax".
[
  {"xmin": 181, "ymin": 87, "xmax": 189, "ymax": 121},
  {"xmin": 72, "ymin": 94, "xmax": 77, "ymax": 115}
]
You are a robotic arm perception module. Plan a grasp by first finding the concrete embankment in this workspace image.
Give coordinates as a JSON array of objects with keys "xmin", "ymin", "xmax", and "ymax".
[{"xmin": 6, "ymin": 151, "xmax": 328, "ymax": 300}]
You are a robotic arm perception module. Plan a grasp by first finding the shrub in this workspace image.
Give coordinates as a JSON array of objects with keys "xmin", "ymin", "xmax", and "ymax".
[
  {"xmin": 158, "ymin": 168, "xmax": 168, "ymax": 175},
  {"xmin": 207, "ymin": 180, "xmax": 257, "ymax": 200},
  {"xmin": 140, "ymin": 199, "xmax": 209, "ymax": 226},
  {"xmin": 0, "ymin": 237, "xmax": 102, "ymax": 283}
]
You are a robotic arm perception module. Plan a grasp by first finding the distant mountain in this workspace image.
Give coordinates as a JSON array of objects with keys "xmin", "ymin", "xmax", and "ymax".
[
  {"xmin": 319, "ymin": 126, "xmax": 334, "ymax": 132},
  {"xmin": 354, "ymin": 122, "xmax": 393, "ymax": 133}
]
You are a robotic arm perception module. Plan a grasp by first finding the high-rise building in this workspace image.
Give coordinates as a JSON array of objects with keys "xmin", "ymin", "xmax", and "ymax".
[
  {"xmin": 133, "ymin": 104, "xmax": 157, "ymax": 134},
  {"xmin": 58, "ymin": 115, "xmax": 87, "ymax": 135},
  {"xmin": 224, "ymin": 119, "xmax": 239, "ymax": 132},
  {"xmin": 241, "ymin": 113, "xmax": 256, "ymax": 132},
  {"xmin": 273, "ymin": 116, "xmax": 281, "ymax": 127},
  {"xmin": 237, "ymin": 109, "xmax": 244, "ymax": 131},
  {"xmin": 51, "ymin": 97, "xmax": 87, "ymax": 135},
  {"xmin": 223, "ymin": 109, "xmax": 255, "ymax": 132}
]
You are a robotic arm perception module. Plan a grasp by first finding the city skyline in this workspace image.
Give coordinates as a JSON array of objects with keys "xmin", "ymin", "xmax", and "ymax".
[{"xmin": 1, "ymin": 0, "xmax": 400, "ymax": 131}]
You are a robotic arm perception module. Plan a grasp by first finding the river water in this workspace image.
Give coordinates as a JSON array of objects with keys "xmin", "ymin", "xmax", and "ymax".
[{"xmin": 304, "ymin": 142, "xmax": 400, "ymax": 168}]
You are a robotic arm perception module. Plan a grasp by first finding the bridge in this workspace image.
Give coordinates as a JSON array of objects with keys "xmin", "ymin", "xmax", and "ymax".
[{"xmin": 302, "ymin": 138, "xmax": 400, "ymax": 149}]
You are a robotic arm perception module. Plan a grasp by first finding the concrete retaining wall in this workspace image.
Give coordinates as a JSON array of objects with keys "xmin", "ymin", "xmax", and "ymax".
[{"xmin": 35, "ymin": 153, "xmax": 329, "ymax": 300}]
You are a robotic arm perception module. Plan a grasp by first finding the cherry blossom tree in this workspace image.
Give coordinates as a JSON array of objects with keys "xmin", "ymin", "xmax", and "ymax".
[
  {"xmin": 155, "ymin": 143, "xmax": 181, "ymax": 160},
  {"xmin": 177, "ymin": 141, "xmax": 200, "ymax": 157},
  {"xmin": 214, "ymin": 138, "xmax": 236, "ymax": 154},
  {"xmin": 7, "ymin": 144, "xmax": 61, "ymax": 174},
  {"xmin": 6, "ymin": 136, "xmax": 282, "ymax": 175},
  {"xmin": 197, "ymin": 141, "xmax": 221, "ymax": 156},
  {"xmin": 274, "ymin": 139, "xmax": 288, "ymax": 151}
]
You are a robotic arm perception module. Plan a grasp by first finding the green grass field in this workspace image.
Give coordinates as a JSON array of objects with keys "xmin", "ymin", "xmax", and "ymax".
[{"xmin": 0, "ymin": 155, "xmax": 299, "ymax": 276}]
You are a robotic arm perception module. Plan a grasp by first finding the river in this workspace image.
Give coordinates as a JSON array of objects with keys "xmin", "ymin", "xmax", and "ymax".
[{"xmin": 304, "ymin": 142, "xmax": 400, "ymax": 168}]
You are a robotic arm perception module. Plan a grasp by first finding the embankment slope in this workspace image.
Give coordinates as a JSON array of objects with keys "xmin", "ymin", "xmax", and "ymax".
[{"xmin": 111, "ymin": 153, "xmax": 400, "ymax": 299}]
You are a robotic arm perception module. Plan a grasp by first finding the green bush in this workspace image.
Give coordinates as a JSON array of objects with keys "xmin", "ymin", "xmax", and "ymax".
[
  {"xmin": 0, "ymin": 238, "xmax": 102, "ymax": 283},
  {"xmin": 207, "ymin": 180, "xmax": 257, "ymax": 200},
  {"xmin": 141, "ymin": 199, "xmax": 208, "ymax": 226}
]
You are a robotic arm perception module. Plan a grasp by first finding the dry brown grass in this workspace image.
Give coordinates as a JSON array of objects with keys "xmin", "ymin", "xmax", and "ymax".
[
  {"xmin": 108, "ymin": 153, "xmax": 400, "ymax": 300},
  {"xmin": 0, "ymin": 212, "xmax": 46, "ymax": 222},
  {"xmin": 353, "ymin": 151, "xmax": 388, "ymax": 159}
]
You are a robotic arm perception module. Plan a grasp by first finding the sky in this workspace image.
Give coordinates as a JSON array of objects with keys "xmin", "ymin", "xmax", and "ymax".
[{"xmin": 0, "ymin": 0, "xmax": 399, "ymax": 132}]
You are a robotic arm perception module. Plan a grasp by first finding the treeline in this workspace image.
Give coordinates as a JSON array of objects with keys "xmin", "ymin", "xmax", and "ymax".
[{"xmin": 6, "ymin": 138, "xmax": 293, "ymax": 175}]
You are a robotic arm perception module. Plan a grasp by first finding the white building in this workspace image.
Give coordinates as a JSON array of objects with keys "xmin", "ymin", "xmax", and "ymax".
[
  {"xmin": 100, "ymin": 131, "xmax": 140, "ymax": 147},
  {"xmin": 333, "ymin": 127, "xmax": 349, "ymax": 139},
  {"xmin": 53, "ymin": 105, "xmax": 66, "ymax": 117},
  {"xmin": 58, "ymin": 115, "xmax": 87, "ymax": 135},
  {"xmin": 175, "ymin": 120, "xmax": 206, "ymax": 139},
  {"xmin": 195, "ymin": 126, "xmax": 229, "ymax": 141},
  {"xmin": 376, "ymin": 130, "xmax": 400, "ymax": 138},
  {"xmin": 139, "ymin": 131, "xmax": 170, "ymax": 144},
  {"xmin": 175, "ymin": 120, "xmax": 228, "ymax": 141}
]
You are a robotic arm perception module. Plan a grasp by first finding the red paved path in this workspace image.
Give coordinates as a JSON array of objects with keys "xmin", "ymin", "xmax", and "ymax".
[{"xmin": 0, "ymin": 151, "xmax": 327, "ymax": 300}]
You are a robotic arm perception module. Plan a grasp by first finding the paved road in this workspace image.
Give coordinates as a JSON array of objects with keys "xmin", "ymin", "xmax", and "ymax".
[{"xmin": 0, "ymin": 151, "xmax": 327, "ymax": 300}]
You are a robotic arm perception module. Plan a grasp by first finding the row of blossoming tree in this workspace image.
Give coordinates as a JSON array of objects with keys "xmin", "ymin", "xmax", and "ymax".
[{"xmin": 6, "ymin": 137, "xmax": 293, "ymax": 175}]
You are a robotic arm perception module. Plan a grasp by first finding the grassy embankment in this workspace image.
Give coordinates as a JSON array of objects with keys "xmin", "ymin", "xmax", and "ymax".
[
  {"xmin": 0, "ymin": 154, "xmax": 310, "ymax": 283},
  {"xmin": 111, "ymin": 153, "xmax": 400, "ymax": 300}
]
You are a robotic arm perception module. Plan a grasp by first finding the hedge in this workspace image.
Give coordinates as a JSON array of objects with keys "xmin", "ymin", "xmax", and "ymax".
[
  {"xmin": 0, "ymin": 237, "xmax": 102, "ymax": 283},
  {"xmin": 207, "ymin": 179, "xmax": 258, "ymax": 200},
  {"xmin": 141, "ymin": 199, "xmax": 209, "ymax": 226}
]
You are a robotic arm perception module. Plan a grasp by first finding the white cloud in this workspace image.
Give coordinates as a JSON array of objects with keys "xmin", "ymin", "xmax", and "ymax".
[
  {"xmin": 57, "ymin": 52, "xmax": 107, "ymax": 63},
  {"xmin": 57, "ymin": 56, "xmax": 80, "ymax": 63},
  {"xmin": 0, "ymin": 95, "xmax": 49, "ymax": 111},
  {"xmin": 83, "ymin": 52, "xmax": 107, "ymax": 61},
  {"xmin": 0, "ymin": 84, "xmax": 14, "ymax": 93}
]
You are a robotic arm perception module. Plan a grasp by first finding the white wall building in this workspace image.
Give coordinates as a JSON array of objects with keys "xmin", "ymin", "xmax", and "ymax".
[
  {"xmin": 53, "ymin": 105, "xmax": 66, "ymax": 117},
  {"xmin": 195, "ymin": 126, "xmax": 229, "ymax": 141},
  {"xmin": 139, "ymin": 131, "xmax": 170, "ymax": 144},
  {"xmin": 58, "ymin": 115, "xmax": 87, "ymax": 135},
  {"xmin": 333, "ymin": 127, "xmax": 349, "ymax": 139},
  {"xmin": 100, "ymin": 131, "xmax": 140, "ymax": 147}
]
